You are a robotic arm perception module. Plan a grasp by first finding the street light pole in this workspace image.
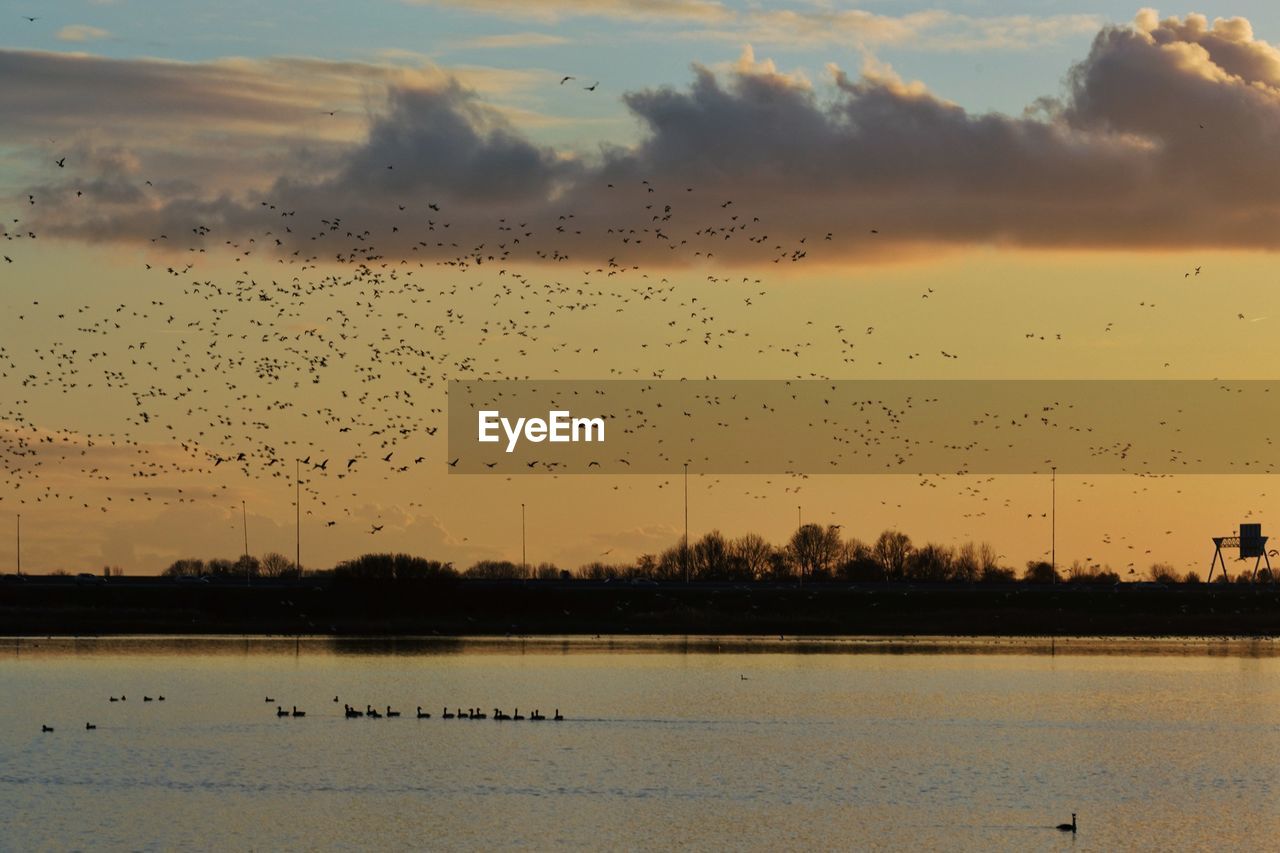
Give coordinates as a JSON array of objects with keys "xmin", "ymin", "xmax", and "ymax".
[
  {"xmin": 15, "ymin": 513, "xmax": 20, "ymax": 576},
  {"xmin": 243, "ymin": 499, "xmax": 250, "ymax": 587},
  {"xmin": 797, "ymin": 505, "xmax": 803, "ymax": 586},
  {"xmin": 683, "ymin": 462, "xmax": 689, "ymax": 584},
  {"xmin": 521, "ymin": 502, "xmax": 526, "ymax": 577},
  {"xmin": 1051, "ymin": 466, "xmax": 1057, "ymax": 582},
  {"xmin": 295, "ymin": 459, "xmax": 301, "ymax": 575}
]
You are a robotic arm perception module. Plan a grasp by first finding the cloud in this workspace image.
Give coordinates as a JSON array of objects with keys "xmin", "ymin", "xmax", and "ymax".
[
  {"xmin": 0, "ymin": 50, "xmax": 566, "ymax": 198},
  {"xmin": 408, "ymin": 1, "xmax": 1097, "ymax": 52},
  {"xmin": 280, "ymin": 81, "xmax": 580, "ymax": 205},
  {"xmin": 55, "ymin": 24, "xmax": 111, "ymax": 43},
  {"xmin": 404, "ymin": 0, "xmax": 733, "ymax": 24},
  {"xmin": 701, "ymin": 9, "xmax": 1101, "ymax": 52},
  {"xmin": 14, "ymin": 12, "xmax": 1280, "ymax": 261},
  {"xmin": 548, "ymin": 523, "xmax": 681, "ymax": 570},
  {"xmin": 451, "ymin": 32, "xmax": 572, "ymax": 50}
]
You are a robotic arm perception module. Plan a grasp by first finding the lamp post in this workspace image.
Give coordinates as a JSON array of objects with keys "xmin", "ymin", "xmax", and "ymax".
[
  {"xmin": 295, "ymin": 459, "xmax": 301, "ymax": 575},
  {"xmin": 521, "ymin": 502, "xmax": 526, "ymax": 577},
  {"xmin": 683, "ymin": 463, "xmax": 689, "ymax": 584},
  {"xmin": 15, "ymin": 513, "xmax": 20, "ymax": 576},
  {"xmin": 797, "ymin": 505, "xmax": 803, "ymax": 586},
  {"xmin": 242, "ymin": 500, "xmax": 250, "ymax": 586},
  {"xmin": 1051, "ymin": 466, "xmax": 1057, "ymax": 582}
]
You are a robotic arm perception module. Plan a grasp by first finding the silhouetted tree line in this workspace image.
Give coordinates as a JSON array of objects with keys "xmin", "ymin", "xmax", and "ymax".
[
  {"xmin": 572, "ymin": 526, "xmax": 1221, "ymax": 584},
  {"xmin": 331, "ymin": 553, "xmax": 454, "ymax": 581},
  {"xmin": 574, "ymin": 527, "xmax": 1012, "ymax": 583},
  {"xmin": 163, "ymin": 554, "xmax": 283, "ymax": 579},
  {"xmin": 153, "ymin": 529, "xmax": 1250, "ymax": 585}
]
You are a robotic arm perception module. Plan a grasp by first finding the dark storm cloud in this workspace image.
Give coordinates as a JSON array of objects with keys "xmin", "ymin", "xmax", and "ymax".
[
  {"xmin": 279, "ymin": 83, "xmax": 580, "ymax": 206},
  {"xmin": 11, "ymin": 11, "xmax": 1280, "ymax": 262}
]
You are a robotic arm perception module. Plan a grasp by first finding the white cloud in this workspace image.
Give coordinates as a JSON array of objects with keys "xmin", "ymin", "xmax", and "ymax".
[
  {"xmin": 56, "ymin": 24, "xmax": 111, "ymax": 43},
  {"xmin": 404, "ymin": 0, "xmax": 732, "ymax": 24},
  {"xmin": 452, "ymin": 32, "xmax": 572, "ymax": 49}
]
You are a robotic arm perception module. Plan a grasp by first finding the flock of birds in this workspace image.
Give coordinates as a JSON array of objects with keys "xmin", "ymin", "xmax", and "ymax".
[
  {"xmin": 37, "ymin": 689, "xmax": 1082, "ymax": 832},
  {"xmin": 0, "ymin": 61, "xmax": 1261, "ymax": 576},
  {"xmin": 2, "ymin": 150, "xmax": 832, "ymax": 523},
  {"xmin": 340, "ymin": 703, "xmax": 563, "ymax": 721},
  {"xmin": 271, "ymin": 696, "xmax": 565, "ymax": 721},
  {"xmin": 39, "ymin": 692, "xmax": 165, "ymax": 732},
  {"xmin": 38, "ymin": 691, "xmax": 564, "ymax": 732}
]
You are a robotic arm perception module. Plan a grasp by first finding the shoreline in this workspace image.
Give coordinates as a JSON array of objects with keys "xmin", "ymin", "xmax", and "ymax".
[
  {"xmin": 5, "ymin": 579, "xmax": 1280, "ymax": 638},
  {"xmin": 7, "ymin": 633, "xmax": 1280, "ymax": 653}
]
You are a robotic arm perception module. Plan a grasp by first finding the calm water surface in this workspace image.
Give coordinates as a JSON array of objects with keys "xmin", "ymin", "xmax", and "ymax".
[{"xmin": 1, "ymin": 636, "xmax": 1277, "ymax": 851}]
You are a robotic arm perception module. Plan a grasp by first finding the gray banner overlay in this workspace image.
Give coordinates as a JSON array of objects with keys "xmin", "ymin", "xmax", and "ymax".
[{"xmin": 447, "ymin": 380, "xmax": 1280, "ymax": 475}]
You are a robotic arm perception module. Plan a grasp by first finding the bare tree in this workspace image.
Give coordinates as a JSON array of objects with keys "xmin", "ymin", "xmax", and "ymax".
[
  {"xmin": 789, "ymin": 524, "xmax": 843, "ymax": 580},
  {"xmin": 1023, "ymin": 561, "xmax": 1059, "ymax": 584},
  {"xmin": 260, "ymin": 552, "xmax": 295, "ymax": 578},
  {"xmin": 909, "ymin": 543, "xmax": 954, "ymax": 582},
  {"xmin": 534, "ymin": 562, "xmax": 563, "ymax": 580},
  {"xmin": 873, "ymin": 530, "xmax": 913, "ymax": 581},
  {"xmin": 978, "ymin": 542, "xmax": 1000, "ymax": 575},
  {"xmin": 691, "ymin": 530, "xmax": 731, "ymax": 580},
  {"xmin": 466, "ymin": 560, "xmax": 527, "ymax": 580},
  {"xmin": 163, "ymin": 558, "xmax": 205, "ymax": 578},
  {"xmin": 953, "ymin": 542, "xmax": 979, "ymax": 583},
  {"xmin": 635, "ymin": 553, "xmax": 659, "ymax": 579},
  {"xmin": 732, "ymin": 533, "xmax": 773, "ymax": 580},
  {"xmin": 655, "ymin": 545, "xmax": 684, "ymax": 581}
]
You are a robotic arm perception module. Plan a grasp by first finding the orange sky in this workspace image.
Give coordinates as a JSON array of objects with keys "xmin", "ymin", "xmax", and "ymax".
[{"xmin": 5, "ymin": 10, "xmax": 1280, "ymax": 576}]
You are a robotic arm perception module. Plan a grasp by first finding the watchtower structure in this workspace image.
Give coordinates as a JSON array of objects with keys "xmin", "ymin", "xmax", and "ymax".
[{"xmin": 1208, "ymin": 523, "xmax": 1273, "ymax": 582}]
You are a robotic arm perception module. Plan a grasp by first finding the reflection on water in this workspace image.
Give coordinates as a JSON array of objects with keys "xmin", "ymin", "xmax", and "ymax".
[{"xmin": 2, "ymin": 636, "xmax": 1278, "ymax": 850}]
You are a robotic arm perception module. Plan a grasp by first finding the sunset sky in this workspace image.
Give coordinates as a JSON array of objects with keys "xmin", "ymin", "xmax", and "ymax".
[{"xmin": 4, "ymin": 3, "xmax": 1280, "ymax": 576}]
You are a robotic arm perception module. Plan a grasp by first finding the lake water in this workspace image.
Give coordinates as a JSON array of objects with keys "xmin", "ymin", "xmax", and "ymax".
[{"xmin": 1, "ymin": 636, "xmax": 1277, "ymax": 851}]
